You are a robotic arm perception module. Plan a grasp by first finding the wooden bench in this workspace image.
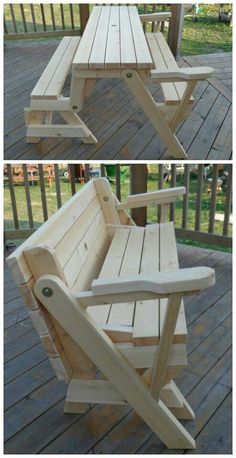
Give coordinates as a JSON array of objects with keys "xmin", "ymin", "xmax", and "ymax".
[
  {"xmin": 25, "ymin": 36, "xmax": 97, "ymax": 144},
  {"xmin": 7, "ymin": 178, "xmax": 215, "ymax": 449}
]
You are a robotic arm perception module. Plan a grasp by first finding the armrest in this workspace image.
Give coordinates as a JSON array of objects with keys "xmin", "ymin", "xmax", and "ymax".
[
  {"xmin": 139, "ymin": 12, "xmax": 172, "ymax": 23},
  {"xmin": 92, "ymin": 267, "xmax": 215, "ymax": 297},
  {"xmin": 150, "ymin": 67, "xmax": 214, "ymax": 82},
  {"xmin": 116, "ymin": 187, "xmax": 185, "ymax": 210}
]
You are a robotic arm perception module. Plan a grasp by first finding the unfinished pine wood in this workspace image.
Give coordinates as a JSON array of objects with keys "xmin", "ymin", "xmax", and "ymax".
[{"xmin": 7, "ymin": 179, "xmax": 217, "ymax": 450}]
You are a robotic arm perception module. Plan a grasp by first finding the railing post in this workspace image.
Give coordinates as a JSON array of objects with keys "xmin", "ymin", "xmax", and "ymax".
[
  {"xmin": 168, "ymin": 4, "xmax": 185, "ymax": 58},
  {"xmin": 79, "ymin": 4, "xmax": 90, "ymax": 35},
  {"xmin": 130, "ymin": 165, "xmax": 147, "ymax": 227}
]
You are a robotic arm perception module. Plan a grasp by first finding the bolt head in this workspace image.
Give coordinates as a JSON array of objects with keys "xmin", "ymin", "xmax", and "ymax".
[
  {"xmin": 73, "ymin": 105, "xmax": 78, "ymax": 110},
  {"xmin": 42, "ymin": 287, "xmax": 53, "ymax": 297},
  {"xmin": 126, "ymin": 72, "xmax": 132, "ymax": 78},
  {"xmin": 103, "ymin": 196, "xmax": 109, "ymax": 201}
]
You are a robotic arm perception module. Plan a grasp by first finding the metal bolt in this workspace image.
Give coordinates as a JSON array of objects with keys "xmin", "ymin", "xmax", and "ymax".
[
  {"xmin": 42, "ymin": 287, "xmax": 53, "ymax": 297},
  {"xmin": 126, "ymin": 72, "xmax": 132, "ymax": 78},
  {"xmin": 103, "ymin": 196, "xmax": 109, "ymax": 202},
  {"xmin": 73, "ymin": 105, "xmax": 78, "ymax": 110}
]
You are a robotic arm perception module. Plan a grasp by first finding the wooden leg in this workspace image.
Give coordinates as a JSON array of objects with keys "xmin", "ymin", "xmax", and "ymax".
[
  {"xmin": 25, "ymin": 108, "xmax": 45, "ymax": 143},
  {"xmin": 60, "ymin": 111, "xmax": 97, "ymax": 144},
  {"xmin": 35, "ymin": 276, "xmax": 196, "ymax": 449},
  {"xmin": 69, "ymin": 75, "xmax": 86, "ymax": 112},
  {"xmin": 84, "ymin": 79, "xmax": 96, "ymax": 98},
  {"xmin": 164, "ymin": 381, "xmax": 195, "ymax": 420},
  {"xmin": 122, "ymin": 69, "xmax": 188, "ymax": 159}
]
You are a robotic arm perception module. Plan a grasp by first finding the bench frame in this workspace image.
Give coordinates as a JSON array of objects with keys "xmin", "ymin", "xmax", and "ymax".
[
  {"xmin": 7, "ymin": 179, "xmax": 215, "ymax": 449},
  {"xmin": 25, "ymin": 11, "xmax": 214, "ymax": 158}
]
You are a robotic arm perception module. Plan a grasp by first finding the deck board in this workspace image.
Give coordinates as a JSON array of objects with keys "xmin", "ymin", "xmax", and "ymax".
[
  {"xmin": 4, "ymin": 40, "xmax": 232, "ymax": 160},
  {"xmin": 4, "ymin": 243, "xmax": 232, "ymax": 454}
]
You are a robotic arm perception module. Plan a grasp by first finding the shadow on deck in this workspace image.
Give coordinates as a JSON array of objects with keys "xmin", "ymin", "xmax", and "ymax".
[
  {"xmin": 4, "ymin": 243, "xmax": 232, "ymax": 454},
  {"xmin": 4, "ymin": 40, "xmax": 232, "ymax": 161}
]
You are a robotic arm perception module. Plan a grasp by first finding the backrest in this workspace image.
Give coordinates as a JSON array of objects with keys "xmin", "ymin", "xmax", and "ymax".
[{"xmin": 7, "ymin": 178, "xmax": 132, "ymax": 382}]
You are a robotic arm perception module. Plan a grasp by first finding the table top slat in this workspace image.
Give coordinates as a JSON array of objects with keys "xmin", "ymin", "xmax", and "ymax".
[
  {"xmin": 128, "ymin": 6, "xmax": 153, "ymax": 69},
  {"xmin": 89, "ymin": 6, "xmax": 111, "ymax": 69},
  {"xmin": 73, "ymin": 6, "xmax": 102, "ymax": 70},
  {"xmin": 120, "ymin": 6, "xmax": 137, "ymax": 68},
  {"xmin": 105, "ymin": 6, "xmax": 121, "ymax": 69}
]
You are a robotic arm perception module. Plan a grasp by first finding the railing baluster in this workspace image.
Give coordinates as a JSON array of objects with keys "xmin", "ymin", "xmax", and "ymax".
[
  {"xmin": 69, "ymin": 165, "xmax": 76, "ymax": 195},
  {"xmin": 9, "ymin": 4, "xmax": 17, "ymax": 33},
  {"xmin": 100, "ymin": 164, "xmax": 106, "ymax": 177},
  {"xmin": 195, "ymin": 164, "xmax": 203, "ymax": 231},
  {"xmin": 40, "ymin": 4, "xmax": 47, "ymax": 31},
  {"xmin": 161, "ymin": 4, "xmax": 166, "ymax": 32},
  {"xmin": 223, "ymin": 165, "xmax": 232, "ymax": 236},
  {"xmin": 50, "ymin": 4, "xmax": 56, "ymax": 31},
  {"xmin": 70, "ymin": 4, "xmax": 75, "ymax": 29},
  {"xmin": 182, "ymin": 164, "xmax": 190, "ymax": 228},
  {"xmin": 6, "ymin": 165, "xmax": 19, "ymax": 230},
  {"xmin": 158, "ymin": 164, "xmax": 164, "ymax": 222},
  {"xmin": 38, "ymin": 165, "xmax": 48, "ymax": 222},
  {"xmin": 30, "ymin": 4, "xmax": 37, "ymax": 32},
  {"xmin": 84, "ymin": 165, "xmax": 90, "ymax": 182},
  {"xmin": 60, "ymin": 4, "xmax": 65, "ymax": 30},
  {"xmin": 208, "ymin": 165, "xmax": 218, "ymax": 234},
  {"xmin": 23, "ymin": 164, "xmax": 34, "ymax": 228},
  {"xmin": 20, "ymin": 4, "xmax": 27, "ymax": 33},
  {"xmin": 170, "ymin": 164, "xmax": 176, "ymax": 221},
  {"xmin": 4, "ymin": 17, "xmax": 8, "ymax": 34},
  {"xmin": 116, "ymin": 165, "xmax": 121, "ymax": 201},
  {"xmin": 54, "ymin": 164, "xmax": 62, "ymax": 209}
]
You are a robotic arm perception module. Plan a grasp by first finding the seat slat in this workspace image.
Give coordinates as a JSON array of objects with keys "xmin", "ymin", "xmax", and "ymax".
[
  {"xmin": 88, "ymin": 227, "xmax": 131, "ymax": 325},
  {"xmin": 133, "ymin": 224, "xmax": 160, "ymax": 345},
  {"xmin": 31, "ymin": 37, "xmax": 80, "ymax": 99},
  {"xmin": 159, "ymin": 222, "xmax": 187, "ymax": 343},
  {"xmin": 108, "ymin": 227, "xmax": 145, "ymax": 326},
  {"xmin": 73, "ymin": 6, "xmax": 102, "ymax": 69},
  {"xmin": 105, "ymin": 6, "xmax": 120, "ymax": 69},
  {"xmin": 120, "ymin": 6, "xmax": 137, "ymax": 68},
  {"xmin": 155, "ymin": 32, "xmax": 189, "ymax": 102}
]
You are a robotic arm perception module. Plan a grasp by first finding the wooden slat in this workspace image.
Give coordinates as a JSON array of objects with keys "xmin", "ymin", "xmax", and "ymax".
[
  {"xmin": 108, "ymin": 227, "xmax": 145, "ymax": 326},
  {"xmin": 105, "ymin": 6, "xmax": 120, "ymax": 69},
  {"xmin": 31, "ymin": 37, "xmax": 80, "ymax": 99},
  {"xmin": 128, "ymin": 6, "xmax": 153, "ymax": 69},
  {"xmin": 40, "ymin": 4, "xmax": 46, "ymax": 32},
  {"xmin": 159, "ymin": 222, "xmax": 187, "ymax": 343},
  {"xmin": 19, "ymin": 4, "xmax": 27, "ymax": 33},
  {"xmin": 30, "ymin": 4, "xmax": 37, "ymax": 32},
  {"xmin": 38, "ymin": 165, "xmax": 48, "ymax": 222},
  {"xmin": 208, "ymin": 164, "xmax": 218, "ymax": 233},
  {"xmin": 116, "ymin": 165, "xmax": 121, "ymax": 201},
  {"xmin": 22, "ymin": 165, "xmax": 34, "ymax": 229},
  {"xmin": 54, "ymin": 165, "xmax": 62, "ymax": 209},
  {"xmin": 223, "ymin": 166, "xmax": 232, "ymax": 236},
  {"xmin": 133, "ymin": 224, "xmax": 159, "ymax": 344},
  {"xmin": 6, "ymin": 164, "xmax": 19, "ymax": 230},
  {"xmin": 89, "ymin": 6, "xmax": 111, "ymax": 69},
  {"xmin": 170, "ymin": 164, "xmax": 177, "ymax": 221},
  {"xmin": 120, "ymin": 6, "xmax": 136, "ymax": 68},
  {"xmin": 69, "ymin": 4, "xmax": 75, "ymax": 30},
  {"xmin": 60, "ymin": 4, "xmax": 65, "ymax": 30},
  {"xmin": 73, "ymin": 6, "xmax": 102, "ymax": 69},
  {"xmin": 9, "ymin": 4, "xmax": 17, "ymax": 33},
  {"xmin": 195, "ymin": 164, "xmax": 204, "ymax": 231},
  {"xmin": 88, "ymin": 227, "xmax": 131, "ymax": 325},
  {"xmin": 182, "ymin": 164, "xmax": 190, "ymax": 229},
  {"xmin": 50, "ymin": 4, "xmax": 56, "ymax": 31}
]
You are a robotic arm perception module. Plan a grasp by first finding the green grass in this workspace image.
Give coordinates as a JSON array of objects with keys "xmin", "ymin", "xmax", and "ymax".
[
  {"xmin": 4, "ymin": 3, "xmax": 232, "ymax": 56},
  {"xmin": 4, "ymin": 166, "xmax": 232, "ymax": 252}
]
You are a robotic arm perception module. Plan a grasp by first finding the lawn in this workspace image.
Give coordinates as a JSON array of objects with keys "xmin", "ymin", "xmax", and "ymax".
[
  {"xmin": 4, "ymin": 165, "xmax": 232, "ymax": 252},
  {"xmin": 4, "ymin": 3, "xmax": 232, "ymax": 56}
]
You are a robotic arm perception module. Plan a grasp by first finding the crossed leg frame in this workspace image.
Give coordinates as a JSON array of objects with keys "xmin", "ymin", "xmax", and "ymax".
[
  {"xmin": 25, "ymin": 71, "xmax": 194, "ymax": 158},
  {"xmin": 35, "ymin": 275, "xmax": 196, "ymax": 450}
]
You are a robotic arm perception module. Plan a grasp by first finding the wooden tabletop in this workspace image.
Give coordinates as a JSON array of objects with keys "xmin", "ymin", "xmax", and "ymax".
[{"xmin": 73, "ymin": 5, "xmax": 154, "ymax": 70}]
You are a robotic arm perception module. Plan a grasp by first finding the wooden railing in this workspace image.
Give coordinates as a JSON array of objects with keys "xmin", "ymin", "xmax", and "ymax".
[
  {"xmin": 4, "ymin": 164, "xmax": 232, "ymax": 249},
  {"xmin": 4, "ymin": 4, "xmax": 184, "ymax": 56}
]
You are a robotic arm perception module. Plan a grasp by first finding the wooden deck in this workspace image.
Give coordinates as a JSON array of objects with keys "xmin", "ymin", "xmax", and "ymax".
[
  {"xmin": 4, "ymin": 243, "xmax": 232, "ymax": 454},
  {"xmin": 4, "ymin": 40, "xmax": 232, "ymax": 161}
]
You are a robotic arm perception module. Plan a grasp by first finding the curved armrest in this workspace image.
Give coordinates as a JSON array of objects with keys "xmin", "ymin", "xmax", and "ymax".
[
  {"xmin": 150, "ymin": 67, "xmax": 214, "ymax": 82},
  {"xmin": 139, "ymin": 12, "xmax": 172, "ymax": 23},
  {"xmin": 92, "ymin": 267, "xmax": 215, "ymax": 297},
  {"xmin": 116, "ymin": 187, "xmax": 185, "ymax": 210}
]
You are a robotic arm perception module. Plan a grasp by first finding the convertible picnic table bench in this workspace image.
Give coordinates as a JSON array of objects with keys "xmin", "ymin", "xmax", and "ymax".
[
  {"xmin": 7, "ymin": 178, "xmax": 215, "ymax": 449},
  {"xmin": 25, "ymin": 6, "xmax": 214, "ymax": 159}
]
